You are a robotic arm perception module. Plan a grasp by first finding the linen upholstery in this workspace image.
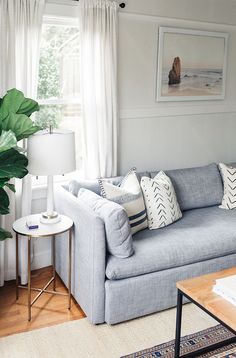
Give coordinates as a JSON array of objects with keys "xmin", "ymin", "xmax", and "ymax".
[
  {"xmin": 150, "ymin": 163, "xmax": 223, "ymax": 211},
  {"xmin": 78, "ymin": 188, "xmax": 133, "ymax": 258},
  {"xmin": 55, "ymin": 163, "xmax": 235, "ymax": 325},
  {"xmin": 54, "ymin": 185, "xmax": 106, "ymax": 324},
  {"xmin": 68, "ymin": 172, "xmax": 150, "ymax": 197},
  {"xmin": 105, "ymin": 253, "xmax": 236, "ymax": 324},
  {"xmin": 106, "ymin": 206, "xmax": 236, "ymax": 280}
]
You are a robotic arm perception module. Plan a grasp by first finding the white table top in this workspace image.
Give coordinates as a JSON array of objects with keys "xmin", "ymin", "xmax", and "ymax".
[{"xmin": 13, "ymin": 214, "xmax": 73, "ymax": 238}]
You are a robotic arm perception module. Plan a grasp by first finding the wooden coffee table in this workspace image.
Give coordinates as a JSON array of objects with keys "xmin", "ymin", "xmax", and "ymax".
[{"xmin": 175, "ymin": 267, "xmax": 236, "ymax": 358}]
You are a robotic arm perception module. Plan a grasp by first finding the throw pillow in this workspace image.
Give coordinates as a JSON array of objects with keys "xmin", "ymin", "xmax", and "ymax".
[
  {"xmin": 78, "ymin": 189, "xmax": 133, "ymax": 258},
  {"xmin": 99, "ymin": 168, "xmax": 147, "ymax": 234},
  {"xmin": 219, "ymin": 163, "xmax": 236, "ymax": 209},
  {"xmin": 141, "ymin": 171, "xmax": 182, "ymax": 229}
]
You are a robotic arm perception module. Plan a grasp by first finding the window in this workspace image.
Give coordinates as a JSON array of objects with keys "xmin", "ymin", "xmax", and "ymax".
[{"xmin": 34, "ymin": 17, "xmax": 82, "ymax": 184}]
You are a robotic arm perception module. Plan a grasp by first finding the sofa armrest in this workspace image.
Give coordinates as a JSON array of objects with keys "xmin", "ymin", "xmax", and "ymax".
[{"xmin": 54, "ymin": 184, "xmax": 106, "ymax": 324}]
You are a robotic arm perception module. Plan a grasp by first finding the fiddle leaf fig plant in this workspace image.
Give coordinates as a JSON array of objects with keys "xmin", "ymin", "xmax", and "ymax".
[{"xmin": 0, "ymin": 88, "xmax": 42, "ymax": 241}]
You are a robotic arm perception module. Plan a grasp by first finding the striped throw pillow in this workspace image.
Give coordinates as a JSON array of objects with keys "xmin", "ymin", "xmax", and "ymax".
[
  {"xmin": 99, "ymin": 169, "xmax": 147, "ymax": 234},
  {"xmin": 219, "ymin": 163, "xmax": 236, "ymax": 209}
]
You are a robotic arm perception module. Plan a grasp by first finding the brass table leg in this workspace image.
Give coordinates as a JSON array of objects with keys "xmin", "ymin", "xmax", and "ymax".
[
  {"xmin": 52, "ymin": 235, "xmax": 56, "ymax": 291},
  {"xmin": 68, "ymin": 229, "xmax": 72, "ymax": 310},
  {"xmin": 16, "ymin": 233, "xmax": 19, "ymax": 300},
  {"xmin": 28, "ymin": 237, "xmax": 31, "ymax": 321}
]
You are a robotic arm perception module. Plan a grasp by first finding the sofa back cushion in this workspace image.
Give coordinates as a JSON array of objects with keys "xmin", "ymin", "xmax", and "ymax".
[
  {"xmin": 150, "ymin": 163, "xmax": 223, "ymax": 211},
  {"xmin": 68, "ymin": 172, "xmax": 150, "ymax": 197}
]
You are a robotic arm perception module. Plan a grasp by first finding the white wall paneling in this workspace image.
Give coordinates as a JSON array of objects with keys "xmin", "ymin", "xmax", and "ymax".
[{"xmin": 117, "ymin": 6, "xmax": 236, "ymax": 173}]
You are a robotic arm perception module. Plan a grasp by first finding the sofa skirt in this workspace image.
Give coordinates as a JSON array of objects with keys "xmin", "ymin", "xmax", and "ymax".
[{"xmin": 105, "ymin": 253, "xmax": 236, "ymax": 324}]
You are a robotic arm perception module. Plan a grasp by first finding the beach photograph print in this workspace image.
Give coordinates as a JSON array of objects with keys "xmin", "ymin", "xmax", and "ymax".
[{"xmin": 157, "ymin": 27, "xmax": 228, "ymax": 101}]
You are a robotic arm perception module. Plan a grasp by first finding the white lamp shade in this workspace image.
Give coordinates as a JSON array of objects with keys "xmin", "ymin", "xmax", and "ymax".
[{"xmin": 27, "ymin": 129, "xmax": 76, "ymax": 176}]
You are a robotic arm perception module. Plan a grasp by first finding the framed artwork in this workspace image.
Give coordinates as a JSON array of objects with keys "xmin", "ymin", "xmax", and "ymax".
[{"xmin": 156, "ymin": 27, "xmax": 228, "ymax": 102}]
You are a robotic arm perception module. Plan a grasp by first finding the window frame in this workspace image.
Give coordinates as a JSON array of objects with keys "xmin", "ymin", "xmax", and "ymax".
[{"xmin": 32, "ymin": 14, "xmax": 82, "ymax": 188}]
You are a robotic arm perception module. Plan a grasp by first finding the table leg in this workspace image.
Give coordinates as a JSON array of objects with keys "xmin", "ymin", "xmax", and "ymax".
[
  {"xmin": 52, "ymin": 235, "xmax": 56, "ymax": 291},
  {"xmin": 28, "ymin": 237, "xmax": 31, "ymax": 321},
  {"xmin": 175, "ymin": 290, "xmax": 183, "ymax": 358},
  {"xmin": 68, "ymin": 228, "xmax": 72, "ymax": 310},
  {"xmin": 16, "ymin": 233, "xmax": 19, "ymax": 300}
]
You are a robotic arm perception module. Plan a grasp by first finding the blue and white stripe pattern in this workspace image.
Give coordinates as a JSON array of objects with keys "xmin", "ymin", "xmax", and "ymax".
[{"xmin": 99, "ymin": 168, "xmax": 147, "ymax": 234}]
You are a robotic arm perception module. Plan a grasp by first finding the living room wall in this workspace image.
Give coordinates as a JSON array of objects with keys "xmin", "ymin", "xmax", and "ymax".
[
  {"xmin": 31, "ymin": 0, "xmax": 236, "ymax": 271},
  {"xmin": 118, "ymin": 0, "xmax": 236, "ymax": 174}
]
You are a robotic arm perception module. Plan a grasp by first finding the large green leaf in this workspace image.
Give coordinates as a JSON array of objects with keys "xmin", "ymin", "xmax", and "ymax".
[
  {"xmin": 0, "ymin": 88, "xmax": 41, "ymax": 241},
  {"xmin": 0, "ymin": 130, "xmax": 17, "ymax": 152},
  {"xmin": 0, "ymin": 89, "xmax": 25, "ymax": 119},
  {"xmin": 0, "ymin": 88, "xmax": 39, "ymax": 117},
  {"xmin": 0, "ymin": 188, "xmax": 10, "ymax": 214},
  {"xmin": 0, "ymin": 228, "xmax": 12, "ymax": 241},
  {"xmin": 0, "ymin": 178, "xmax": 9, "ymax": 188},
  {"xmin": 1, "ymin": 112, "xmax": 41, "ymax": 141},
  {"xmin": 0, "ymin": 148, "xmax": 28, "ymax": 179},
  {"xmin": 5, "ymin": 183, "xmax": 15, "ymax": 192},
  {"xmin": 17, "ymin": 97, "xmax": 39, "ymax": 117},
  {"xmin": 0, "ymin": 88, "xmax": 41, "ymax": 141}
]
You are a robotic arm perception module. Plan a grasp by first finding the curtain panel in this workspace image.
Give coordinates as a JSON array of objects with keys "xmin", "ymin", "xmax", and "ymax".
[
  {"xmin": 79, "ymin": 0, "xmax": 119, "ymax": 179},
  {"xmin": 0, "ymin": 0, "xmax": 45, "ymax": 286}
]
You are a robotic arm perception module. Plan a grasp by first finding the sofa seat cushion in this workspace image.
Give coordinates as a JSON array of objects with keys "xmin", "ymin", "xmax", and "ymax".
[{"xmin": 106, "ymin": 206, "xmax": 236, "ymax": 280}]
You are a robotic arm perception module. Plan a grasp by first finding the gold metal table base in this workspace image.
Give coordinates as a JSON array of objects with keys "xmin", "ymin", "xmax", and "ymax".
[{"xmin": 15, "ymin": 228, "xmax": 72, "ymax": 321}]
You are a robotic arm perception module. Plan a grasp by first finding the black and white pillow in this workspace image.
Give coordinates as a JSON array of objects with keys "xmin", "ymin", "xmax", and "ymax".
[
  {"xmin": 219, "ymin": 163, "xmax": 236, "ymax": 209},
  {"xmin": 141, "ymin": 171, "xmax": 182, "ymax": 230},
  {"xmin": 99, "ymin": 168, "xmax": 147, "ymax": 234}
]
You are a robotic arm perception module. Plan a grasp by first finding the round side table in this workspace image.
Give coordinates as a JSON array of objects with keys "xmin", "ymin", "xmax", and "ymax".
[{"xmin": 13, "ymin": 214, "xmax": 73, "ymax": 321}]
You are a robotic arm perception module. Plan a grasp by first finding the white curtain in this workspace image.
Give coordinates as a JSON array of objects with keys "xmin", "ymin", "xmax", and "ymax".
[
  {"xmin": 79, "ymin": 0, "xmax": 118, "ymax": 179},
  {"xmin": 0, "ymin": 0, "xmax": 45, "ymax": 286}
]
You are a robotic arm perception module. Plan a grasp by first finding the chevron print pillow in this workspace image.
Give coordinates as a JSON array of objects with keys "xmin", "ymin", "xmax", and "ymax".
[
  {"xmin": 99, "ymin": 168, "xmax": 148, "ymax": 234},
  {"xmin": 219, "ymin": 163, "xmax": 236, "ymax": 209},
  {"xmin": 141, "ymin": 171, "xmax": 182, "ymax": 230}
]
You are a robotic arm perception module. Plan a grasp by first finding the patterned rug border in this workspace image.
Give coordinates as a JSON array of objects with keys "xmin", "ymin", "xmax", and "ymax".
[{"xmin": 121, "ymin": 324, "xmax": 236, "ymax": 358}]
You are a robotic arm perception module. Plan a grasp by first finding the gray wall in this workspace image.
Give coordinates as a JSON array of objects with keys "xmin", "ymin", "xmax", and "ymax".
[{"xmin": 118, "ymin": 0, "xmax": 236, "ymax": 173}]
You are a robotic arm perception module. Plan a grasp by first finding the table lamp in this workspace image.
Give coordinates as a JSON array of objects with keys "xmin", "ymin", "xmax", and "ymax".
[{"xmin": 27, "ymin": 128, "xmax": 76, "ymax": 224}]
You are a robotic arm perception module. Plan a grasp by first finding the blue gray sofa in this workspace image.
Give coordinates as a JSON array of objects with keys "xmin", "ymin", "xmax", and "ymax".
[{"xmin": 54, "ymin": 163, "xmax": 236, "ymax": 325}]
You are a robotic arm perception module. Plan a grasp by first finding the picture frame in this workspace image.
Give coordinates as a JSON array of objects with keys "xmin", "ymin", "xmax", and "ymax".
[{"xmin": 156, "ymin": 27, "xmax": 228, "ymax": 102}]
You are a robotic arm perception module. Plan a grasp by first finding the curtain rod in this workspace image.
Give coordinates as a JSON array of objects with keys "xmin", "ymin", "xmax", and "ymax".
[{"xmin": 73, "ymin": 1, "xmax": 126, "ymax": 8}]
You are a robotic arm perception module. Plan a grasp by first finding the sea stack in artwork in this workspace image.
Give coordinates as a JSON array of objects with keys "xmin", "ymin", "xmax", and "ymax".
[{"xmin": 168, "ymin": 57, "xmax": 181, "ymax": 85}]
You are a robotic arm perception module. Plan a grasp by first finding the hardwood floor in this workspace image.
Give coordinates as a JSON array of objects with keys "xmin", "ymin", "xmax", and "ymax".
[{"xmin": 0, "ymin": 266, "xmax": 85, "ymax": 338}]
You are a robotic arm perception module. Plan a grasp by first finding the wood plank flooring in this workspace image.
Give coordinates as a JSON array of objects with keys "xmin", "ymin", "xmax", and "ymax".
[{"xmin": 0, "ymin": 266, "xmax": 85, "ymax": 338}]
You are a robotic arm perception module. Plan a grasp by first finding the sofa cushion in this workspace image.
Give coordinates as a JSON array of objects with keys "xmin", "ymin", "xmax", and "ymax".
[
  {"xmin": 78, "ymin": 189, "xmax": 133, "ymax": 258},
  {"xmin": 219, "ymin": 163, "xmax": 236, "ymax": 210},
  {"xmin": 68, "ymin": 171, "xmax": 150, "ymax": 197},
  {"xmin": 106, "ymin": 206, "xmax": 236, "ymax": 280},
  {"xmin": 99, "ymin": 169, "xmax": 148, "ymax": 234},
  {"xmin": 141, "ymin": 171, "xmax": 182, "ymax": 229},
  {"xmin": 150, "ymin": 163, "xmax": 223, "ymax": 211}
]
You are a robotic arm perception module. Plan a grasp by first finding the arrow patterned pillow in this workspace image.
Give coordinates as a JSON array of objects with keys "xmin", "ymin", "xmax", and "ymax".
[
  {"xmin": 141, "ymin": 171, "xmax": 182, "ymax": 230},
  {"xmin": 219, "ymin": 163, "xmax": 236, "ymax": 209}
]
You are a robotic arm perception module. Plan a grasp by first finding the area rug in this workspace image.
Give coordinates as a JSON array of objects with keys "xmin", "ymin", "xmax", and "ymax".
[
  {"xmin": 121, "ymin": 325, "xmax": 236, "ymax": 358},
  {"xmin": 0, "ymin": 304, "xmax": 220, "ymax": 358}
]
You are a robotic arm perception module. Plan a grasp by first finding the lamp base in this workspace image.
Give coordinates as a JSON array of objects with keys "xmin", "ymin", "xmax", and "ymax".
[{"xmin": 40, "ymin": 211, "xmax": 61, "ymax": 224}]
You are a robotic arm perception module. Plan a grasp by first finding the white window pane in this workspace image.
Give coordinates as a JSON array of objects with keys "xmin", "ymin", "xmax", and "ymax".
[{"xmin": 34, "ymin": 20, "xmax": 82, "ymax": 187}]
